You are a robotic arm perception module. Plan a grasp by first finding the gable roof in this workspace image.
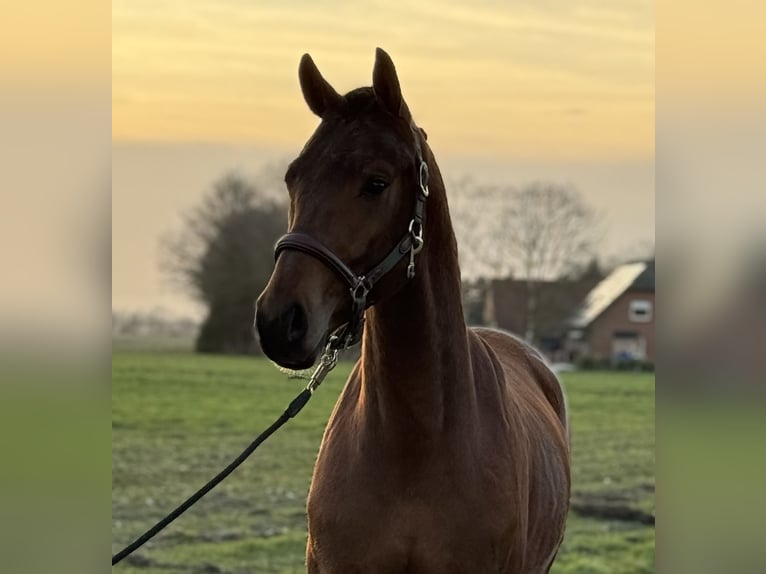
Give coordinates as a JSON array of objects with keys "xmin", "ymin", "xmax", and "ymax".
[{"xmin": 569, "ymin": 260, "xmax": 653, "ymax": 328}]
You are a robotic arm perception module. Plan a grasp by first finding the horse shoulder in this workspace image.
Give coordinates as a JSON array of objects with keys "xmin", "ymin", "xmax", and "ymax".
[{"xmin": 470, "ymin": 327, "xmax": 568, "ymax": 432}]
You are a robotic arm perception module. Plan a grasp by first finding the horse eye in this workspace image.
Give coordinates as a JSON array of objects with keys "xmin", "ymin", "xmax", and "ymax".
[{"xmin": 362, "ymin": 177, "xmax": 389, "ymax": 196}]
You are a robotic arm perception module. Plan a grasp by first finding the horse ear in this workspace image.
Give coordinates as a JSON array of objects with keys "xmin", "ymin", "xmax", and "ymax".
[
  {"xmin": 299, "ymin": 53, "xmax": 341, "ymax": 118},
  {"xmin": 373, "ymin": 47, "xmax": 406, "ymax": 118}
]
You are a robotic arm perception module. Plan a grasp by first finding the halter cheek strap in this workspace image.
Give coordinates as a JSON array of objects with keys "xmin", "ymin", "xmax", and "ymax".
[{"xmin": 274, "ymin": 141, "xmax": 429, "ymax": 350}]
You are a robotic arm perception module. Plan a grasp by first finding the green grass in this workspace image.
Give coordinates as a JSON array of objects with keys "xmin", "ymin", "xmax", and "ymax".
[{"xmin": 112, "ymin": 352, "xmax": 654, "ymax": 573}]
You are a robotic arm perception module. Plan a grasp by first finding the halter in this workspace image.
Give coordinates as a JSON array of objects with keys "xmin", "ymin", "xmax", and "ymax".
[{"xmin": 274, "ymin": 128, "xmax": 429, "ymax": 351}]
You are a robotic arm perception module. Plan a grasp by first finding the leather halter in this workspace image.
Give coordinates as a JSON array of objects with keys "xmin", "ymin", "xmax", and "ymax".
[{"xmin": 274, "ymin": 130, "xmax": 429, "ymax": 349}]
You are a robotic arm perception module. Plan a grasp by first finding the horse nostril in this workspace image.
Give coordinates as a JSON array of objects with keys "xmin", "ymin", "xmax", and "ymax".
[{"xmin": 285, "ymin": 303, "xmax": 308, "ymax": 344}]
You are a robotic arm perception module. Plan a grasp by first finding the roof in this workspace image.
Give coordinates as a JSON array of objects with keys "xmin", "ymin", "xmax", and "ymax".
[
  {"xmin": 569, "ymin": 260, "xmax": 651, "ymax": 328},
  {"xmin": 631, "ymin": 259, "xmax": 655, "ymax": 291}
]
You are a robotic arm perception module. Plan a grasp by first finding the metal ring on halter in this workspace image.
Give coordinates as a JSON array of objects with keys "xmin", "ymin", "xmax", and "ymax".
[
  {"xmin": 410, "ymin": 235, "xmax": 424, "ymax": 255},
  {"xmin": 419, "ymin": 162, "xmax": 429, "ymax": 196},
  {"xmin": 409, "ymin": 219, "xmax": 424, "ymax": 241},
  {"xmin": 350, "ymin": 278, "xmax": 370, "ymax": 302}
]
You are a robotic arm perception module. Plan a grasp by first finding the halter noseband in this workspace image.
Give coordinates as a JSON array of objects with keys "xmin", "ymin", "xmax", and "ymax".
[{"xmin": 274, "ymin": 133, "xmax": 429, "ymax": 350}]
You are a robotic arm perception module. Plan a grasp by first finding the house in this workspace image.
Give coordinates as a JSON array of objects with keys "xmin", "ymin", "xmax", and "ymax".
[
  {"xmin": 566, "ymin": 259, "xmax": 655, "ymax": 364},
  {"xmin": 482, "ymin": 268, "xmax": 603, "ymax": 360}
]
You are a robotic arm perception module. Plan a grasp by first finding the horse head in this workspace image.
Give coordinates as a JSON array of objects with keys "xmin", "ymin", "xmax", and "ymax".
[{"xmin": 255, "ymin": 48, "xmax": 428, "ymax": 369}]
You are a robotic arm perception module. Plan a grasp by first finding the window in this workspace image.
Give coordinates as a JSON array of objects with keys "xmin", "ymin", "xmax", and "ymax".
[
  {"xmin": 612, "ymin": 331, "xmax": 647, "ymax": 361},
  {"xmin": 629, "ymin": 299, "xmax": 652, "ymax": 323},
  {"xmin": 568, "ymin": 329, "xmax": 584, "ymax": 340}
]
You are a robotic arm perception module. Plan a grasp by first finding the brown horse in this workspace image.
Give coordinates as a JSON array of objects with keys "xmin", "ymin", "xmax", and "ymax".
[{"xmin": 255, "ymin": 48, "xmax": 570, "ymax": 573}]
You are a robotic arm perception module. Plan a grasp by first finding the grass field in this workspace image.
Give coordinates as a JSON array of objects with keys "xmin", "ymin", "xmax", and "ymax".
[{"xmin": 112, "ymin": 351, "xmax": 654, "ymax": 573}]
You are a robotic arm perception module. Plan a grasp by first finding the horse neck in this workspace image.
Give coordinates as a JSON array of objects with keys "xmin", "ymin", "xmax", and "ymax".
[{"xmin": 359, "ymin": 155, "xmax": 475, "ymax": 443}]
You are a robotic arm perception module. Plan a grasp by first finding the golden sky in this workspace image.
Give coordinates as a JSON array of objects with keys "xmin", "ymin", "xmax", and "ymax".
[
  {"xmin": 113, "ymin": 0, "xmax": 654, "ymax": 161},
  {"xmin": 110, "ymin": 0, "xmax": 657, "ymax": 316}
]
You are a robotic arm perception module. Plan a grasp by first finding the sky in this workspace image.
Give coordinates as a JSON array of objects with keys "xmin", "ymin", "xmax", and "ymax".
[{"xmin": 112, "ymin": 0, "xmax": 654, "ymax": 318}]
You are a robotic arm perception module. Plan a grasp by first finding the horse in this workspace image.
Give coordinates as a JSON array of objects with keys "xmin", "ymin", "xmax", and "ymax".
[{"xmin": 255, "ymin": 48, "xmax": 570, "ymax": 573}]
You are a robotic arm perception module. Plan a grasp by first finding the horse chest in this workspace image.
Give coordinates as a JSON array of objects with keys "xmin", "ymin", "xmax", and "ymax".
[{"xmin": 307, "ymin": 447, "xmax": 513, "ymax": 572}]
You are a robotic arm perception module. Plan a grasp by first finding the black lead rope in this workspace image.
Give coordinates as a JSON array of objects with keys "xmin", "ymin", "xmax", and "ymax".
[{"xmin": 111, "ymin": 387, "xmax": 313, "ymax": 566}]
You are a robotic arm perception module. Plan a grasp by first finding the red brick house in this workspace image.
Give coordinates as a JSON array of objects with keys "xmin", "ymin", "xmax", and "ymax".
[
  {"xmin": 566, "ymin": 259, "xmax": 655, "ymax": 364},
  {"xmin": 482, "ymin": 268, "xmax": 603, "ymax": 359}
]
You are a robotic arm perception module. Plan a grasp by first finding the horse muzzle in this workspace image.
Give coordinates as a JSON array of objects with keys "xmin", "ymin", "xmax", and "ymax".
[{"xmin": 255, "ymin": 300, "xmax": 323, "ymax": 370}]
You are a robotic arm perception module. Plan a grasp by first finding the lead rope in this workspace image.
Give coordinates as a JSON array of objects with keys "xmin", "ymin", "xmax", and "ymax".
[{"xmin": 111, "ymin": 336, "xmax": 343, "ymax": 566}]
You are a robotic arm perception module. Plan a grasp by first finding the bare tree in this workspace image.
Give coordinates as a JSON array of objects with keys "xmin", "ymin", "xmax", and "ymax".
[
  {"xmin": 452, "ymin": 181, "xmax": 599, "ymax": 342},
  {"xmin": 162, "ymin": 172, "xmax": 287, "ymax": 354}
]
